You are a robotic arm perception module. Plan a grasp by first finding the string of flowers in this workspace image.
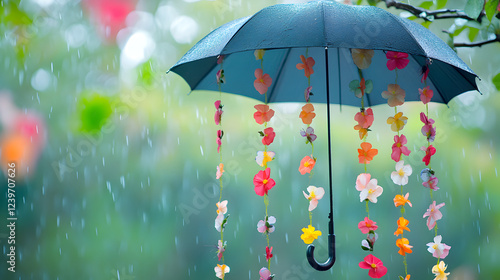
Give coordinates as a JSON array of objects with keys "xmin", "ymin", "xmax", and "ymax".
[
  {"xmin": 214, "ymin": 55, "xmax": 230, "ymax": 280},
  {"xmin": 295, "ymin": 51, "xmax": 324, "ymax": 247},
  {"xmin": 252, "ymin": 49, "xmax": 277, "ymax": 280},
  {"xmin": 418, "ymin": 60, "xmax": 451, "ymax": 280},
  {"xmin": 350, "ymin": 49, "xmax": 387, "ymax": 279},
  {"xmin": 383, "ymin": 51, "xmax": 413, "ymax": 280}
]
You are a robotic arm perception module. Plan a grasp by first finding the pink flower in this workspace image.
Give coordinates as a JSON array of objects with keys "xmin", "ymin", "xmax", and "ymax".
[
  {"xmin": 259, "ymin": 267, "xmax": 272, "ymax": 280},
  {"xmin": 359, "ymin": 254, "xmax": 388, "ymax": 278},
  {"xmin": 265, "ymin": 246, "xmax": 273, "ymax": 262},
  {"xmin": 214, "ymin": 100, "xmax": 223, "ymax": 125},
  {"xmin": 354, "ymin": 108, "xmax": 374, "ymax": 129},
  {"xmin": 381, "ymin": 84, "xmax": 406, "ymax": 107},
  {"xmin": 257, "ymin": 216, "xmax": 276, "ymax": 234},
  {"xmin": 304, "ymin": 86, "xmax": 313, "ymax": 102},
  {"xmin": 216, "ymin": 130, "xmax": 223, "ymax": 153},
  {"xmin": 253, "ymin": 168, "xmax": 276, "ymax": 196},
  {"xmin": 423, "ymin": 201, "xmax": 445, "ymax": 230},
  {"xmin": 216, "ymin": 69, "xmax": 224, "ymax": 84},
  {"xmin": 419, "ymin": 86, "xmax": 434, "ymax": 104},
  {"xmin": 303, "ymin": 186, "xmax": 325, "ymax": 211},
  {"xmin": 254, "ymin": 68, "xmax": 272, "ymax": 95},
  {"xmin": 296, "ymin": 55, "xmax": 315, "ymax": 78},
  {"xmin": 386, "ymin": 51, "xmax": 409, "ymax": 70},
  {"xmin": 420, "ymin": 112, "xmax": 436, "ymax": 142},
  {"xmin": 300, "ymin": 126, "xmax": 317, "ymax": 144},
  {"xmin": 217, "ymin": 240, "xmax": 226, "ymax": 261},
  {"xmin": 217, "ymin": 55, "xmax": 224, "ymax": 64},
  {"xmin": 216, "ymin": 163, "xmax": 224, "ymax": 179},
  {"xmin": 253, "ymin": 104, "xmax": 275, "ymax": 125},
  {"xmin": 299, "ymin": 155, "xmax": 316, "ymax": 175},
  {"xmin": 358, "ymin": 217, "xmax": 378, "ymax": 234},
  {"xmin": 262, "ymin": 127, "xmax": 276, "ymax": 145},
  {"xmin": 423, "ymin": 176, "xmax": 439, "ymax": 191},
  {"xmin": 421, "ymin": 145, "xmax": 436, "ymax": 166},
  {"xmin": 427, "ymin": 235, "xmax": 451, "ymax": 259},
  {"xmin": 391, "ymin": 134, "xmax": 411, "ymax": 162}
]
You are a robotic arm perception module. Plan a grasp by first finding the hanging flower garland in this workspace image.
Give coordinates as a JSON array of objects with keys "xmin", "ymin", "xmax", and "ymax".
[
  {"xmin": 252, "ymin": 49, "xmax": 277, "ymax": 278},
  {"xmin": 351, "ymin": 49, "xmax": 387, "ymax": 279},
  {"xmin": 295, "ymin": 51, "xmax": 325, "ymax": 246},
  {"xmin": 418, "ymin": 60, "xmax": 451, "ymax": 280},
  {"xmin": 214, "ymin": 55, "xmax": 230, "ymax": 279},
  {"xmin": 382, "ymin": 51, "xmax": 413, "ymax": 280}
]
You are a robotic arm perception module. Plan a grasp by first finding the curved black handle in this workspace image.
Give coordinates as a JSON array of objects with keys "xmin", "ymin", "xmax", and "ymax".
[{"xmin": 306, "ymin": 233, "xmax": 336, "ymax": 271}]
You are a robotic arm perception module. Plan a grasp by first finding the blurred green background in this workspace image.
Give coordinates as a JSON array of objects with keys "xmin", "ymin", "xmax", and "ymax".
[{"xmin": 0, "ymin": 0, "xmax": 499, "ymax": 279}]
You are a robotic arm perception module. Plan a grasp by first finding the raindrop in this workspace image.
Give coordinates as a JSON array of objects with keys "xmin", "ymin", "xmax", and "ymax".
[
  {"xmin": 196, "ymin": 236, "xmax": 199, "ymax": 245},
  {"xmin": 285, "ymin": 232, "xmax": 289, "ymax": 243},
  {"xmin": 57, "ymin": 216, "xmax": 60, "ymax": 227},
  {"xmin": 200, "ymin": 145, "xmax": 204, "ymax": 156},
  {"xmin": 126, "ymin": 135, "xmax": 129, "ymax": 146},
  {"xmin": 95, "ymin": 227, "xmax": 98, "ymax": 236},
  {"xmin": 120, "ymin": 176, "xmax": 125, "ymax": 188}
]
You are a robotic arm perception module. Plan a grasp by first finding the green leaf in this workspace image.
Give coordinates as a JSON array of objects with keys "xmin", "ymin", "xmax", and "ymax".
[
  {"xmin": 365, "ymin": 80, "xmax": 373, "ymax": 93},
  {"xmin": 399, "ymin": 276, "xmax": 405, "ymax": 280},
  {"xmin": 493, "ymin": 72, "xmax": 500, "ymax": 90},
  {"xmin": 436, "ymin": 0, "xmax": 448, "ymax": 9},
  {"xmin": 367, "ymin": 0, "xmax": 379, "ymax": 6},
  {"xmin": 419, "ymin": 1, "xmax": 434, "ymax": 10},
  {"xmin": 468, "ymin": 27, "xmax": 480, "ymax": 41},
  {"xmin": 464, "ymin": 0, "xmax": 484, "ymax": 19},
  {"xmin": 421, "ymin": 20, "xmax": 432, "ymax": 29},
  {"xmin": 486, "ymin": 0, "xmax": 500, "ymax": 22},
  {"xmin": 0, "ymin": 2, "xmax": 32, "ymax": 26}
]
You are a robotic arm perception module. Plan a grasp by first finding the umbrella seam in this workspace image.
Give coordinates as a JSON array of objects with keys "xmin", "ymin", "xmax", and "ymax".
[
  {"xmin": 387, "ymin": 14, "xmax": 428, "ymax": 58},
  {"xmin": 267, "ymin": 49, "xmax": 291, "ymax": 103}
]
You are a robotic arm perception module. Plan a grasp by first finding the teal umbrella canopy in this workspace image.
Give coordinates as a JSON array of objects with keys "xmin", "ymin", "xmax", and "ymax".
[{"xmin": 169, "ymin": 0, "xmax": 479, "ymax": 106}]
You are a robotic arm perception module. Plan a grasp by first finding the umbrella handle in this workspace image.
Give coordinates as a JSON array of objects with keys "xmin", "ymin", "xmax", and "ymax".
[{"xmin": 306, "ymin": 233, "xmax": 336, "ymax": 271}]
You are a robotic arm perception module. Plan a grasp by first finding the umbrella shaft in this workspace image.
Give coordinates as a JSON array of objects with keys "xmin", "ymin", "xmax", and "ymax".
[{"xmin": 325, "ymin": 47, "xmax": 334, "ymax": 235}]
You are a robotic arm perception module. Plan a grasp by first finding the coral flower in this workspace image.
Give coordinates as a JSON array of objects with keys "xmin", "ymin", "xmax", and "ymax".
[
  {"xmin": 422, "ymin": 145, "xmax": 436, "ymax": 166},
  {"xmin": 381, "ymin": 84, "xmax": 406, "ymax": 107},
  {"xmin": 296, "ymin": 55, "xmax": 315, "ymax": 78},
  {"xmin": 394, "ymin": 193, "xmax": 412, "ymax": 208},
  {"xmin": 396, "ymin": 237, "xmax": 413, "ymax": 256},
  {"xmin": 355, "ymin": 173, "xmax": 377, "ymax": 191},
  {"xmin": 427, "ymin": 235, "xmax": 451, "ymax": 259},
  {"xmin": 394, "ymin": 216, "xmax": 410, "ymax": 236},
  {"xmin": 299, "ymin": 155, "xmax": 316, "ymax": 175},
  {"xmin": 254, "ymin": 68, "xmax": 272, "ymax": 95},
  {"xmin": 419, "ymin": 86, "xmax": 434, "ymax": 104},
  {"xmin": 423, "ymin": 176, "xmax": 439, "ymax": 191},
  {"xmin": 259, "ymin": 267, "xmax": 273, "ymax": 280},
  {"xmin": 253, "ymin": 168, "xmax": 276, "ymax": 196},
  {"xmin": 303, "ymin": 186, "xmax": 325, "ymax": 211},
  {"xmin": 299, "ymin": 103, "xmax": 316, "ymax": 124},
  {"xmin": 358, "ymin": 142, "xmax": 378, "ymax": 164},
  {"xmin": 214, "ymin": 264, "xmax": 230, "ymax": 279},
  {"xmin": 253, "ymin": 104, "xmax": 275, "ymax": 125},
  {"xmin": 391, "ymin": 160, "xmax": 412, "ymax": 186},
  {"xmin": 300, "ymin": 225, "xmax": 322, "ymax": 244},
  {"xmin": 358, "ymin": 217, "xmax": 378, "ymax": 234},
  {"xmin": 386, "ymin": 51, "xmax": 409, "ymax": 70},
  {"xmin": 358, "ymin": 254, "xmax": 388, "ymax": 278},
  {"xmin": 256, "ymin": 151, "xmax": 275, "ymax": 167},
  {"xmin": 391, "ymin": 134, "xmax": 411, "ymax": 162},
  {"xmin": 262, "ymin": 127, "xmax": 276, "ymax": 146},
  {"xmin": 351, "ymin": 48, "xmax": 375, "ymax": 69},
  {"xmin": 216, "ymin": 200, "xmax": 227, "ymax": 215},
  {"xmin": 354, "ymin": 107, "xmax": 374, "ymax": 129},
  {"xmin": 432, "ymin": 261, "xmax": 450, "ymax": 280},
  {"xmin": 387, "ymin": 112, "xmax": 408, "ymax": 132},
  {"xmin": 216, "ymin": 163, "xmax": 224, "ymax": 179},
  {"xmin": 423, "ymin": 201, "xmax": 445, "ymax": 230},
  {"xmin": 257, "ymin": 216, "xmax": 276, "ymax": 234},
  {"xmin": 265, "ymin": 246, "xmax": 273, "ymax": 262}
]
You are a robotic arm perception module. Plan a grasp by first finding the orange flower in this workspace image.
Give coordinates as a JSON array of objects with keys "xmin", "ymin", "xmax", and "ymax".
[
  {"xmin": 299, "ymin": 155, "xmax": 316, "ymax": 175},
  {"xmin": 296, "ymin": 55, "xmax": 315, "ymax": 78},
  {"xmin": 393, "ymin": 217, "xmax": 410, "ymax": 236},
  {"xmin": 299, "ymin": 103, "xmax": 316, "ymax": 124},
  {"xmin": 253, "ymin": 104, "xmax": 275, "ymax": 125},
  {"xmin": 394, "ymin": 193, "xmax": 412, "ymax": 208},
  {"xmin": 357, "ymin": 142, "xmax": 378, "ymax": 164},
  {"xmin": 396, "ymin": 238, "xmax": 413, "ymax": 256}
]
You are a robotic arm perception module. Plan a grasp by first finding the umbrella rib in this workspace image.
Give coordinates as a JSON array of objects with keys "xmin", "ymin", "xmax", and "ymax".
[{"xmin": 267, "ymin": 49, "xmax": 291, "ymax": 103}]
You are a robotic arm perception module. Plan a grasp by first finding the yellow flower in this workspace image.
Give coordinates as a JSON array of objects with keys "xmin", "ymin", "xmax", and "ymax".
[
  {"xmin": 351, "ymin": 49, "xmax": 375, "ymax": 69},
  {"xmin": 254, "ymin": 49, "xmax": 265, "ymax": 60},
  {"xmin": 387, "ymin": 112, "xmax": 408, "ymax": 132},
  {"xmin": 432, "ymin": 261, "xmax": 450, "ymax": 280},
  {"xmin": 300, "ymin": 225, "xmax": 322, "ymax": 244}
]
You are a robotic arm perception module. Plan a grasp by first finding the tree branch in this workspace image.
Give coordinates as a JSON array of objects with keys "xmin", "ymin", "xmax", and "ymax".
[
  {"xmin": 383, "ymin": 0, "xmax": 483, "ymax": 22},
  {"xmin": 454, "ymin": 36, "xmax": 500, "ymax": 47}
]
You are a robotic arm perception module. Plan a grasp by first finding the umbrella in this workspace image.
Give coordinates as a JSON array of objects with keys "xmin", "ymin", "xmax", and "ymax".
[{"xmin": 168, "ymin": 0, "xmax": 479, "ymax": 272}]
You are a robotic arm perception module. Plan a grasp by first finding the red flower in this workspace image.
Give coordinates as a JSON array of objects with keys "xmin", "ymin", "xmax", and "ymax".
[
  {"xmin": 422, "ymin": 145, "xmax": 436, "ymax": 166},
  {"xmin": 386, "ymin": 51, "xmax": 409, "ymax": 71},
  {"xmin": 359, "ymin": 254, "xmax": 387, "ymax": 278},
  {"xmin": 253, "ymin": 168, "xmax": 276, "ymax": 196},
  {"xmin": 265, "ymin": 246, "xmax": 273, "ymax": 262},
  {"xmin": 254, "ymin": 104, "xmax": 275, "ymax": 125},
  {"xmin": 262, "ymin": 127, "xmax": 276, "ymax": 145}
]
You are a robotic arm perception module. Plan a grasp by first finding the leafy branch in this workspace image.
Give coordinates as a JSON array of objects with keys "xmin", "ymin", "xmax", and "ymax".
[{"xmin": 383, "ymin": 0, "xmax": 483, "ymax": 22}]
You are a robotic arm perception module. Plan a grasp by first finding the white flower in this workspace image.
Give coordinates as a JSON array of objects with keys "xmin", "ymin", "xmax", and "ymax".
[
  {"xmin": 391, "ymin": 160, "xmax": 412, "ymax": 185},
  {"xmin": 214, "ymin": 264, "xmax": 230, "ymax": 279},
  {"xmin": 426, "ymin": 235, "xmax": 451, "ymax": 259},
  {"xmin": 215, "ymin": 214, "xmax": 224, "ymax": 232},
  {"xmin": 303, "ymin": 186, "xmax": 325, "ymax": 211}
]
